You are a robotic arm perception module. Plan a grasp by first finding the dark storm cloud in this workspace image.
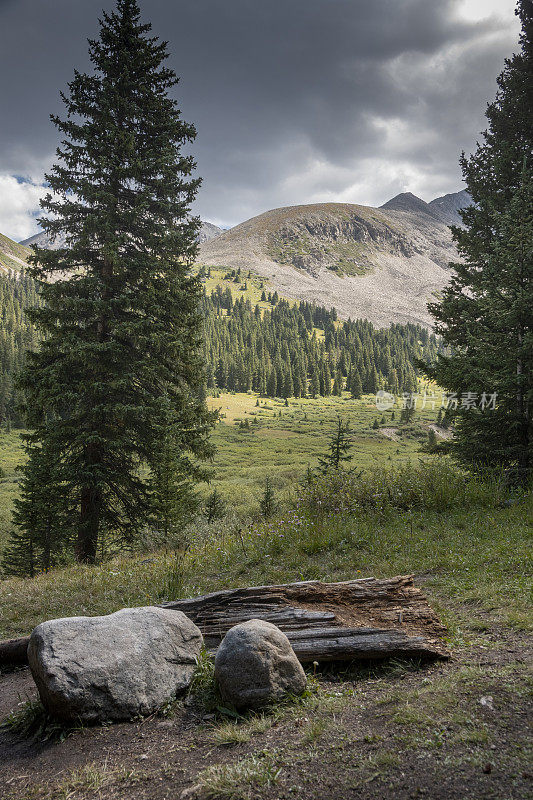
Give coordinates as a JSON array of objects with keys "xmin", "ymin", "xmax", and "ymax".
[{"xmin": 0, "ymin": 0, "xmax": 520, "ymax": 235}]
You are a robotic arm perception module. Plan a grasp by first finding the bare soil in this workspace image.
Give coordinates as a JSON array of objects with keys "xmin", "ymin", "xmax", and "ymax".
[{"xmin": 1, "ymin": 629, "xmax": 531, "ymax": 800}]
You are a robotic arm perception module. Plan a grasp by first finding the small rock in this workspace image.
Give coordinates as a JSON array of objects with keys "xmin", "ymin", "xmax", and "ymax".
[
  {"xmin": 479, "ymin": 695, "xmax": 494, "ymax": 710},
  {"xmin": 180, "ymin": 784, "xmax": 203, "ymax": 799},
  {"xmin": 215, "ymin": 619, "xmax": 306, "ymax": 709},
  {"xmin": 28, "ymin": 606, "xmax": 203, "ymax": 723}
]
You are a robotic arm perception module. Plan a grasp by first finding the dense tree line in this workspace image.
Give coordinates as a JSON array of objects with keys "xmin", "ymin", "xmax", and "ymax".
[
  {"xmin": 203, "ymin": 289, "xmax": 440, "ymax": 398},
  {"xmin": 0, "ymin": 271, "xmax": 40, "ymax": 427},
  {"xmin": 0, "ymin": 271, "xmax": 441, "ymax": 430}
]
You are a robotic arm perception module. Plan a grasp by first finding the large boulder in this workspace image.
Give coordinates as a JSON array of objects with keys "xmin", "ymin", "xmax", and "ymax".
[
  {"xmin": 28, "ymin": 606, "xmax": 203, "ymax": 723},
  {"xmin": 214, "ymin": 619, "xmax": 306, "ymax": 709}
]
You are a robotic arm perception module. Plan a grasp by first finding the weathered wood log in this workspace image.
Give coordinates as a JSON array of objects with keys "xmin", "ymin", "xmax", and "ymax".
[
  {"xmin": 0, "ymin": 575, "xmax": 449, "ymax": 667},
  {"xmin": 0, "ymin": 636, "xmax": 29, "ymax": 666},
  {"xmin": 161, "ymin": 575, "xmax": 449, "ymax": 662}
]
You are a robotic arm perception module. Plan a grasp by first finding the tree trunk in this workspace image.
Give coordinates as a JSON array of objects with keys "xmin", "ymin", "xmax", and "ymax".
[
  {"xmin": 162, "ymin": 575, "xmax": 449, "ymax": 661},
  {"xmin": 76, "ymin": 484, "xmax": 101, "ymax": 564}
]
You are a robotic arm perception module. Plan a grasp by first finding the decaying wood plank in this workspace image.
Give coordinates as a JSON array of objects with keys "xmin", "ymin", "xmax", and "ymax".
[{"xmin": 0, "ymin": 575, "xmax": 449, "ymax": 667}]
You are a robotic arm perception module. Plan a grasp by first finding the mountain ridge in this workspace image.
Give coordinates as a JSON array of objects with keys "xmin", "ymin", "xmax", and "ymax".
[
  {"xmin": 1, "ymin": 189, "xmax": 471, "ymax": 328},
  {"xmin": 20, "ymin": 219, "xmax": 224, "ymax": 250},
  {"xmin": 198, "ymin": 189, "xmax": 470, "ymax": 327}
]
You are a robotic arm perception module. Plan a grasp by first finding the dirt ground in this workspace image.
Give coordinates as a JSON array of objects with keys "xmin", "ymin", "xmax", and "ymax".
[{"xmin": 1, "ymin": 630, "xmax": 531, "ymax": 800}]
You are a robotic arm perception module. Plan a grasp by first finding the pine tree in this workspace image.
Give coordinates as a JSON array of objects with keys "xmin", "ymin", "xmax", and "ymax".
[
  {"xmin": 3, "ymin": 441, "xmax": 69, "ymax": 576},
  {"xmin": 422, "ymin": 1, "xmax": 533, "ymax": 482},
  {"xmin": 17, "ymin": 0, "xmax": 215, "ymax": 563},
  {"xmin": 259, "ymin": 477, "xmax": 276, "ymax": 518},
  {"xmin": 350, "ymin": 370, "xmax": 363, "ymax": 399},
  {"xmin": 318, "ymin": 419, "xmax": 354, "ymax": 472},
  {"xmin": 149, "ymin": 419, "xmax": 202, "ymax": 546},
  {"xmin": 205, "ymin": 488, "xmax": 226, "ymax": 523}
]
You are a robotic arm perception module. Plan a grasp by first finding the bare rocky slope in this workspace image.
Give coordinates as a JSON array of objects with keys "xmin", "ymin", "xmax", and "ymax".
[{"xmin": 199, "ymin": 190, "xmax": 470, "ymax": 327}]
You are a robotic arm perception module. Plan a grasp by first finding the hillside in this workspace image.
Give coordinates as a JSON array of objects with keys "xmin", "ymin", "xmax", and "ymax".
[
  {"xmin": 0, "ymin": 232, "xmax": 31, "ymax": 272},
  {"xmin": 198, "ymin": 191, "xmax": 471, "ymax": 327}
]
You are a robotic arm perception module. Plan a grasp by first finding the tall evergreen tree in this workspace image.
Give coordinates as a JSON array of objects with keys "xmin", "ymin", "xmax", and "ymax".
[
  {"xmin": 17, "ymin": 0, "xmax": 214, "ymax": 563},
  {"xmin": 423, "ymin": 1, "xmax": 533, "ymax": 482}
]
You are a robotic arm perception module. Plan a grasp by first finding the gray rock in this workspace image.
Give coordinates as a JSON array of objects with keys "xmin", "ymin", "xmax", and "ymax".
[
  {"xmin": 215, "ymin": 619, "xmax": 306, "ymax": 709},
  {"xmin": 28, "ymin": 606, "xmax": 203, "ymax": 723}
]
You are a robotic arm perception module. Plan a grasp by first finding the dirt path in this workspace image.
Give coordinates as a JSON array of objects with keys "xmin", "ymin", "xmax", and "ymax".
[
  {"xmin": 428, "ymin": 423, "xmax": 453, "ymax": 440},
  {"xmin": 1, "ymin": 632, "xmax": 531, "ymax": 800}
]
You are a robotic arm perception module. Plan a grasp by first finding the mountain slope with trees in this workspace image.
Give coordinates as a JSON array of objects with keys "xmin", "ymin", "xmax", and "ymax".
[{"xmin": 198, "ymin": 190, "xmax": 471, "ymax": 327}]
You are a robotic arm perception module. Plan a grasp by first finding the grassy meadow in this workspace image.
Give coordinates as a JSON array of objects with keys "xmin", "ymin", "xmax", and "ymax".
[
  {"xmin": 0, "ymin": 389, "xmax": 444, "ymax": 554},
  {"xmin": 207, "ymin": 390, "xmax": 444, "ymax": 515},
  {"xmin": 1, "ymin": 381, "xmax": 531, "ymax": 800}
]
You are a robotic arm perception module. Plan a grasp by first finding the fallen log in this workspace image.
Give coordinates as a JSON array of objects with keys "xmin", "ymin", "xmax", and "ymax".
[
  {"xmin": 0, "ymin": 575, "xmax": 449, "ymax": 667},
  {"xmin": 161, "ymin": 575, "xmax": 449, "ymax": 662},
  {"xmin": 0, "ymin": 636, "xmax": 30, "ymax": 666}
]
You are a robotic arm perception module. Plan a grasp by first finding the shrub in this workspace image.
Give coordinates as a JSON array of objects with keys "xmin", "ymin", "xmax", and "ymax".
[{"xmin": 298, "ymin": 460, "xmax": 503, "ymax": 516}]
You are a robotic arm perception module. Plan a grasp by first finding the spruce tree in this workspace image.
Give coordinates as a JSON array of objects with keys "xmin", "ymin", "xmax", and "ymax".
[
  {"xmin": 17, "ymin": 0, "xmax": 214, "ymax": 563},
  {"xmin": 350, "ymin": 370, "xmax": 363, "ymax": 399},
  {"xmin": 259, "ymin": 477, "xmax": 277, "ymax": 519},
  {"xmin": 423, "ymin": 1, "xmax": 533, "ymax": 482},
  {"xmin": 318, "ymin": 419, "xmax": 354, "ymax": 472},
  {"xmin": 149, "ymin": 415, "xmax": 203, "ymax": 547},
  {"xmin": 3, "ymin": 441, "xmax": 69, "ymax": 576},
  {"xmin": 205, "ymin": 488, "xmax": 226, "ymax": 523}
]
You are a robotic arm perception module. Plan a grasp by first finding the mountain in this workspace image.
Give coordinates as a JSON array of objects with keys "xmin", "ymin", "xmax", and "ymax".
[
  {"xmin": 198, "ymin": 221, "xmax": 224, "ymax": 244},
  {"xmin": 198, "ymin": 196, "xmax": 464, "ymax": 327},
  {"xmin": 21, "ymin": 220, "xmax": 224, "ymax": 249},
  {"xmin": 428, "ymin": 189, "xmax": 471, "ymax": 226},
  {"xmin": 20, "ymin": 230, "xmax": 68, "ymax": 250},
  {"xmin": 379, "ymin": 191, "xmax": 441, "ymax": 219},
  {"xmin": 0, "ymin": 233, "xmax": 31, "ymax": 272}
]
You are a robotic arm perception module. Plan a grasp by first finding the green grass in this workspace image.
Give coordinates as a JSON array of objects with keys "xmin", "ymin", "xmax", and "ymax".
[
  {"xmin": 0, "ymin": 475, "xmax": 530, "ymax": 641},
  {"xmin": 196, "ymin": 750, "xmax": 282, "ymax": 799},
  {"xmin": 205, "ymin": 390, "xmax": 444, "ymax": 515},
  {"xmin": 0, "ymin": 430, "xmax": 26, "ymax": 553},
  {"xmin": 0, "ymin": 390, "xmax": 530, "ymax": 644},
  {"xmin": 0, "ymin": 231, "xmax": 31, "ymax": 272},
  {"xmin": 0, "ymin": 391, "xmax": 443, "ymax": 551}
]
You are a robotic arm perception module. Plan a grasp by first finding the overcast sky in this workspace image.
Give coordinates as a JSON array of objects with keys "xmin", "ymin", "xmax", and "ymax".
[{"xmin": 0, "ymin": 0, "xmax": 521, "ymax": 240}]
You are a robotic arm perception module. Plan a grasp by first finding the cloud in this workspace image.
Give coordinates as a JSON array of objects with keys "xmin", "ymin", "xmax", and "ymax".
[
  {"xmin": 0, "ymin": 175, "xmax": 46, "ymax": 241},
  {"xmin": 0, "ymin": 0, "xmax": 522, "ymax": 234}
]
